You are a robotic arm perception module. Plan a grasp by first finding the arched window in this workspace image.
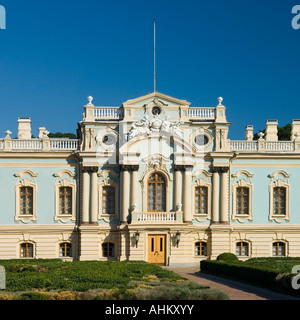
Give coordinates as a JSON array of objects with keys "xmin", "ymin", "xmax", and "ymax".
[
  {"xmin": 20, "ymin": 243, "xmax": 33, "ymax": 258},
  {"xmin": 273, "ymin": 242, "xmax": 286, "ymax": 256},
  {"xmin": 236, "ymin": 242, "xmax": 249, "ymax": 256},
  {"xmin": 147, "ymin": 173, "xmax": 166, "ymax": 212},
  {"xmin": 102, "ymin": 242, "xmax": 115, "ymax": 257},
  {"xmin": 59, "ymin": 242, "xmax": 72, "ymax": 257},
  {"xmin": 195, "ymin": 242, "xmax": 207, "ymax": 256}
]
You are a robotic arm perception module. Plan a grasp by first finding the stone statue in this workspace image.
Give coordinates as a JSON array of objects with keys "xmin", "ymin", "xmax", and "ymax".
[{"xmin": 128, "ymin": 116, "xmax": 151, "ymax": 139}]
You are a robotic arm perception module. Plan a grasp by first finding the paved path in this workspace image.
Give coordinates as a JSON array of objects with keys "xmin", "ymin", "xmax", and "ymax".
[{"xmin": 166, "ymin": 266, "xmax": 299, "ymax": 300}]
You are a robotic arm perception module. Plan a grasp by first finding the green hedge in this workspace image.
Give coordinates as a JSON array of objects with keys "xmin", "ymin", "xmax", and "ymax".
[{"xmin": 200, "ymin": 259, "xmax": 300, "ymax": 297}]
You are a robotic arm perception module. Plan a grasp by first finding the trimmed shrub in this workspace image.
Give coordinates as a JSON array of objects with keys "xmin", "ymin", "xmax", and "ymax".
[
  {"xmin": 216, "ymin": 253, "xmax": 239, "ymax": 261},
  {"xmin": 200, "ymin": 259, "xmax": 300, "ymax": 297}
]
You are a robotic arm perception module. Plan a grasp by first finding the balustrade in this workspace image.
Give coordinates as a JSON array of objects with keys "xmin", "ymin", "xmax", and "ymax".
[
  {"xmin": 131, "ymin": 212, "xmax": 183, "ymax": 224},
  {"xmin": 188, "ymin": 107, "xmax": 215, "ymax": 120},
  {"xmin": 94, "ymin": 107, "xmax": 123, "ymax": 120},
  {"xmin": 230, "ymin": 140, "xmax": 295, "ymax": 152}
]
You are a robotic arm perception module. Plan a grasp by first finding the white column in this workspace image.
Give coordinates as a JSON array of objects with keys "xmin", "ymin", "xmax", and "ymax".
[
  {"xmin": 131, "ymin": 165, "xmax": 139, "ymax": 212},
  {"xmin": 121, "ymin": 165, "xmax": 130, "ymax": 223},
  {"xmin": 174, "ymin": 166, "xmax": 182, "ymax": 211},
  {"xmin": 82, "ymin": 168, "xmax": 90, "ymax": 224},
  {"xmin": 220, "ymin": 168, "xmax": 229, "ymax": 224},
  {"xmin": 90, "ymin": 168, "xmax": 98, "ymax": 224},
  {"xmin": 212, "ymin": 168, "xmax": 219, "ymax": 224},
  {"xmin": 183, "ymin": 166, "xmax": 193, "ymax": 222}
]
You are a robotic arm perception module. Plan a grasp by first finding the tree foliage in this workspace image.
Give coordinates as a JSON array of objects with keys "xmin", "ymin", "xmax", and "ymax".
[
  {"xmin": 253, "ymin": 124, "xmax": 291, "ymax": 141},
  {"xmin": 48, "ymin": 132, "xmax": 77, "ymax": 139}
]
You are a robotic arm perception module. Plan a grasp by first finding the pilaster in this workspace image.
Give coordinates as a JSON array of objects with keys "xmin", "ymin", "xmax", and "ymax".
[
  {"xmin": 120, "ymin": 165, "xmax": 131, "ymax": 224},
  {"xmin": 183, "ymin": 165, "xmax": 193, "ymax": 223},
  {"xmin": 130, "ymin": 165, "xmax": 139, "ymax": 213}
]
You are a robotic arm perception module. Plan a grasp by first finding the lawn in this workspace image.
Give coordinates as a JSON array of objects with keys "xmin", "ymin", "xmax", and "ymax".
[{"xmin": 0, "ymin": 259, "xmax": 229, "ymax": 300}]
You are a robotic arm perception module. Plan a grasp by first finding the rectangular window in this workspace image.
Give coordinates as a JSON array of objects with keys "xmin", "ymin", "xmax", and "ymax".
[
  {"xmin": 273, "ymin": 187, "xmax": 286, "ymax": 215},
  {"xmin": 236, "ymin": 187, "xmax": 249, "ymax": 215},
  {"xmin": 20, "ymin": 243, "xmax": 33, "ymax": 258},
  {"xmin": 195, "ymin": 242, "xmax": 207, "ymax": 256},
  {"xmin": 59, "ymin": 243, "xmax": 72, "ymax": 257},
  {"xmin": 195, "ymin": 187, "xmax": 208, "ymax": 214},
  {"xmin": 59, "ymin": 187, "xmax": 72, "ymax": 215},
  {"xmin": 20, "ymin": 187, "xmax": 33, "ymax": 215},
  {"xmin": 103, "ymin": 187, "xmax": 115, "ymax": 214},
  {"xmin": 102, "ymin": 243, "xmax": 114, "ymax": 257},
  {"xmin": 236, "ymin": 242, "xmax": 249, "ymax": 256}
]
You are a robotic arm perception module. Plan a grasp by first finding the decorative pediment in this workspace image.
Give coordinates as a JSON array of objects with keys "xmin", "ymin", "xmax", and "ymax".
[
  {"xmin": 15, "ymin": 169, "xmax": 38, "ymax": 178},
  {"xmin": 122, "ymin": 91, "xmax": 191, "ymax": 108},
  {"xmin": 54, "ymin": 169, "xmax": 76, "ymax": 179}
]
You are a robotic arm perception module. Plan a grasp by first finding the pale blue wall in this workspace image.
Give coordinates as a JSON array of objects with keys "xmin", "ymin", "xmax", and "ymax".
[
  {"xmin": 231, "ymin": 163, "xmax": 300, "ymax": 224},
  {"xmin": 0, "ymin": 161, "xmax": 77, "ymax": 225}
]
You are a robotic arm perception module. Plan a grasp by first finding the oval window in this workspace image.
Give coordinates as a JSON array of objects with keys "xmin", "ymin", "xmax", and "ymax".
[
  {"xmin": 102, "ymin": 134, "xmax": 116, "ymax": 145},
  {"xmin": 195, "ymin": 134, "xmax": 209, "ymax": 146},
  {"xmin": 152, "ymin": 106, "xmax": 161, "ymax": 115}
]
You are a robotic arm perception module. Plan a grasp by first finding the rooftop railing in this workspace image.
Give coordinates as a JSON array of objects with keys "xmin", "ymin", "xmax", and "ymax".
[
  {"xmin": 0, "ymin": 138, "xmax": 79, "ymax": 151},
  {"xmin": 90, "ymin": 106, "xmax": 217, "ymax": 121},
  {"xmin": 230, "ymin": 140, "xmax": 296, "ymax": 152}
]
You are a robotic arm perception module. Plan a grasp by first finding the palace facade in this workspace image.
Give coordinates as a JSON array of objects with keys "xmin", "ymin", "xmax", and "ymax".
[{"xmin": 0, "ymin": 91, "xmax": 300, "ymax": 266}]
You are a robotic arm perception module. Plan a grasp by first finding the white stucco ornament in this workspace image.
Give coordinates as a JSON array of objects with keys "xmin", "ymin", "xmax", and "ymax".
[
  {"xmin": 87, "ymin": 96, "xmax": 94, "ymax": 105},
  {"xmin": 217, "ymin": 97, "xmax": 223, "ymax": 105},
  {"xmin": 5, "ymin": 130, "xmax": 12, "ymax": 137},
  {"xmin": 128, "ymin": 115, "xmax": 184, "ymax": 140}
]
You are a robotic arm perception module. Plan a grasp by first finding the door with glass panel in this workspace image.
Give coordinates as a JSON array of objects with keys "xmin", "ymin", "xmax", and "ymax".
[{"xmin": 148, "ymin": 235, "xmax": 166, "ymax": 265}]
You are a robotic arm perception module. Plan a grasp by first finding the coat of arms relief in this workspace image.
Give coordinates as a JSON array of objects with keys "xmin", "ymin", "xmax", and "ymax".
[{"xmin": 128, "ymin": 114, "xmax": 184, "ymax": 140}]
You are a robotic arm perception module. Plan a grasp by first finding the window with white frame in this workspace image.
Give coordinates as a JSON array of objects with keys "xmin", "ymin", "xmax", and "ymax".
[
  {"xmin": 269, "ymin": 170, "xmax": 290, "ymax": 223},
  {"xmin": 14, "ymin": 169, "xmax": 38, "ymax": 223},
  {"xmin": 98, "ymin": 173, "xmax": 119, "ymax": 219},
  {"xmin": 54, "ymin": 169, "xmax": 76, "ymax": 223},
  {"xmin": 232, "ymin": 170, "xmax": 254, "ymax": 223},
  {"xmin": 192, "ymin": 170, "xmax": 212, "ymax": 222}
]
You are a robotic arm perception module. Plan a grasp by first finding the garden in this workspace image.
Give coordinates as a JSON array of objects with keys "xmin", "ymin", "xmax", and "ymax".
[{"xmin": 0, "ymin": 259, "xmax": 229, "ymax": 300}]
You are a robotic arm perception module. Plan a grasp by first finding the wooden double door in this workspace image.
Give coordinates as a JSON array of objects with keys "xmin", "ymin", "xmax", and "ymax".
[{"xmin": 148, "ymin": 235, "xmax": 166, "ymax": 266}]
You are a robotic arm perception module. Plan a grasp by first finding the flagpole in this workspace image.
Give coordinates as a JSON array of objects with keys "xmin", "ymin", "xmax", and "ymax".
[{"xmin": 154, "ymin": 19, "xmax": 156, "ymax": 92}]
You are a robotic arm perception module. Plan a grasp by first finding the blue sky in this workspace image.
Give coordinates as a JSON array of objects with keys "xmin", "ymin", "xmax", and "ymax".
[{"xmin": 0, "ymin": 0, "xmax": 300, "ymax": 139}]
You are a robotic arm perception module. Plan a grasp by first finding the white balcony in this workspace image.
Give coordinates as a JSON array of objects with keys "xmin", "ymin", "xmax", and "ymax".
[{"xmin": 131, "ymin": 212, "xmax": 183, "ymax": 224}]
